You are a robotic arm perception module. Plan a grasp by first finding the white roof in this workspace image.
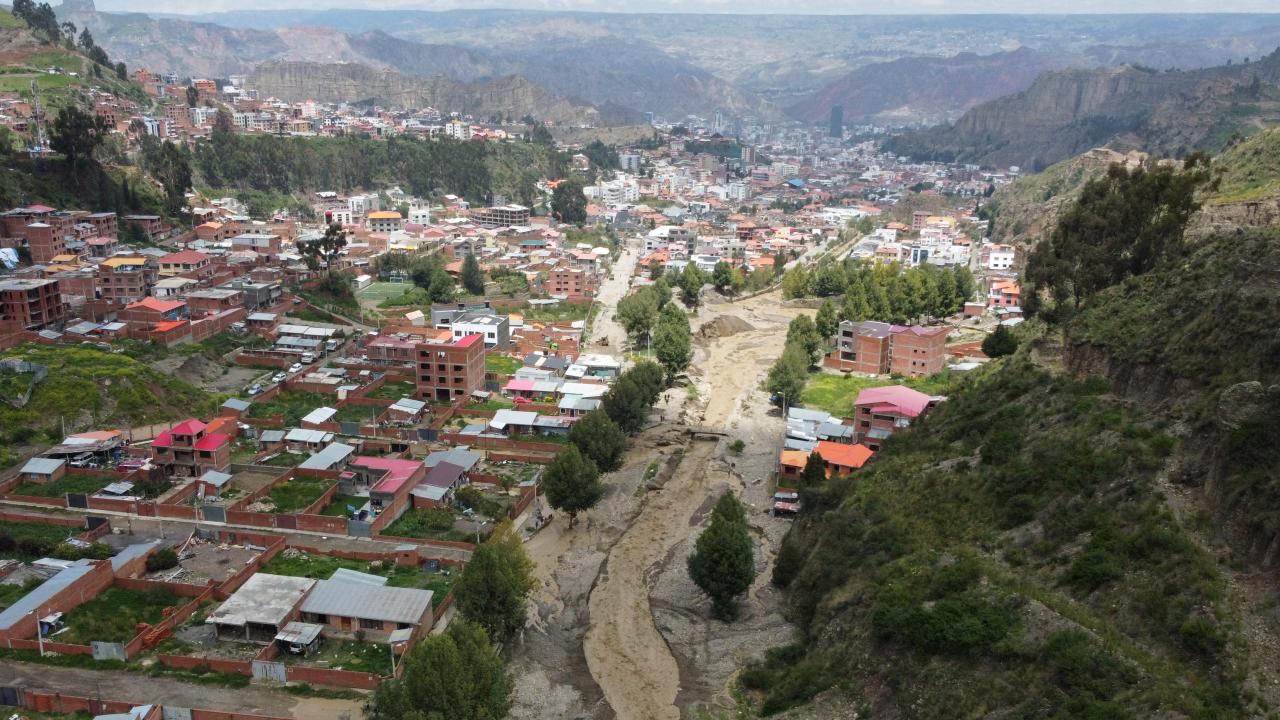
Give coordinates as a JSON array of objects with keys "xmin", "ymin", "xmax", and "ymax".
[
  {"xmin": 207, "ymin": 573, "xmax": 315, "ymax": 628},
  {"xmin": 286, "ymin": 427, "xmax": 333, "ymax": 444},
  {"xmin": 490, "ymin": 409, "xmax": 538, "ymax": 430},
  {"xmin": 301, "ymin": 407, "xmax": 338, "ymax": 425}
]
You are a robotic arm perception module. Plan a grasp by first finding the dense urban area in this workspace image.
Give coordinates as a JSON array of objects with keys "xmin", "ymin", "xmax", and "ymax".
[{"xmin": 1, "ymin": 2, "xmax": 1280, "ymax": 719}]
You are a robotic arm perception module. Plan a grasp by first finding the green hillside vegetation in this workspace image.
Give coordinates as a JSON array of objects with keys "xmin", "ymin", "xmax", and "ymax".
[
  {"xmin": 0, "ymin": 344, "xmax": 219, "ymax": 445},
  {"xmin": 1206, "ymin": 128, "xmax": 1280, "ymax": 204},
  {"xmin": 762, "ymin": 353, "xmax": 1237, "ymax": 718},
  {"xmin": 193, "ymin": 128, "xmax": 569, "ymax": 205}
]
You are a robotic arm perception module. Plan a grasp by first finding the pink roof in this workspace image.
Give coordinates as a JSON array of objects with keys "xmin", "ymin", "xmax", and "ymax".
[
  {"xmin": 853, "ymin": 385, "xmax": 933, "ymax": 418},
  {"xmin": 355, "ymin": 456, "xmax": 423, "ymax": 494},
  {"xmin": 24, "ymin": 204, "xmax": 55, "ymax": 213},
  {"xmin": 170, "ymin": 419, "xmax": 208, "ymax": 436},
  {"xmin": 505, "ymin": 378, "xmax": 536, "ymax": 392},
  {"xmin": 455, "ymin": 333, "xmax": 483, "ymax": 348},
  {"xmin": 152, "ymin": 430, "xmax": 173, "ymax": 448},
  {"xmin": 127, "ymin": 297, "xmax": 186, "ymax": 313},
  {"xmin": 194, "ymin": 433, "xmax": 229, "ymax": 451},
  {"xmin": 890, "ymin": 324, "xmax": 948, "ymax": 337},
  {"xmin": 159, "ymin": 250, "xmax": 209, "ymax": 265}
]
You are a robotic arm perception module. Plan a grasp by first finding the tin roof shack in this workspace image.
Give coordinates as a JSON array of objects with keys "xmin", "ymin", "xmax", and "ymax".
[
  {"xmin": 274, "ymin": 620, "xmax": 323, "ymax": 656},
  {"xmin": 0, "ymin": 559, "xmax": 114, "ymax": 643},
  {"xmin": 299, "ymin": 576, "xmax": 433, "ymax": 642},
  {"xmin": 206, "ymin": 573, "xmax": 315, "ymax": 643}
]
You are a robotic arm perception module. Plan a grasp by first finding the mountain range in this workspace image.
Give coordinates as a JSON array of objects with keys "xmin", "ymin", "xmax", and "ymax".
[
  {"xmin": 49, "ymin": 2, "xmax": 1280, "ymax": 130},
  {"xmin": 885, "ymin": 49, "xmax": 1280, "ymax": 170}
]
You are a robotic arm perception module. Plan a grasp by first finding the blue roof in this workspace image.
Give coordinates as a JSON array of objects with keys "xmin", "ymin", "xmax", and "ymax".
[
  {"xmin": 0, "ymin": 560, "xmax": 96, "ymax": 631},
  {"xmin": 786, "ymin": 178, "xmax": 805, "ymax": 188},
  {"xmin": 111, "ymin": 541, "xmax": 162, "ymax": 572}
]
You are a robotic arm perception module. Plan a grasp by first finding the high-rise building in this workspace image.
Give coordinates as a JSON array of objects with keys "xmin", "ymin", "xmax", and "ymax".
[{"xmin": 829, "ymin": 105, "xmax": 843, "ymax": 139}]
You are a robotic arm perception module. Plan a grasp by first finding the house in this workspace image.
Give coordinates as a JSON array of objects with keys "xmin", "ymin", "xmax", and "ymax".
[
  {"xmin": 18, "ymin": 457, "xmax": 66, "ymax": 485},
  {"xmin": 274, "ymin": 620, "xmax": 323, "ymax": 656},
  {"xmin": 298, "ymin": 576, "xmax": 433, "ymax": 641},
  {"xmin": 988, "ymin": 279, "xmax": 1021, "ymax": 308},
  {"xmin": 568, "ymin": 354, "xmax": 622, "ymax": 380},
  {"xmin": 206, "ymin": 573, "xmax": 316, "ymax": 642},
  {"xmin": 157, "ymin": 250, "xmax": 212, "ymax": 279},
  {"xmin": 413, "ymin": 461, "xmax": 466, "ymax": 508},
  {"xmin": 489, "ymin": 409, "xmax": 538, "ymax": 436},
  {"xmin": 852, "ymin": 385, "xmax": 941, "ymax": 450},
  {"xmin": 0, "ymin": 278, "xmax": 65, "ymax": 332},
  {"xmin": 285, "ymin": 428, "xmax": 334, "ymax": 453},
  {"xmin": 151, "ymin": 419, "xmax": 231, "ymax": 477},
  {"xmin": 777, "ymin": 441, "xmax": 874, "ymax": 479},
  {"xmin": 196, "ymin": 469, "xmax": 232, "ymax": 497},
  {"xmin": 387, "ymin": 397, "xmax": 427, "ymax": 423},
  {"xmin": 351, "ymin": 456, "xmax": 425, "ymax": 508},
  {"xmin": 298, "ymin": 442, "xmax": 356, "ymax": 472}
]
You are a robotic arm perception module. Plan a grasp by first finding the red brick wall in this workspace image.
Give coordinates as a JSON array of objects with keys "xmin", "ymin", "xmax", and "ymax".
[{"xmin": 0, "ymin": 560, "xmax": 114, "ymax": 642}]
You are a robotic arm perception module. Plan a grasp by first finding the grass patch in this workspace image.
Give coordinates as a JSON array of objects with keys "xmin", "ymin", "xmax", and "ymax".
[
  {"xmin": 259, "ymin": 451, "xmax": 310, "ymax": 468},
  {"xmin": 0, "ymin": 521, "xmax": 82, "ymax": 559},
  {"xmin": 11, "ymin": 472, "xmax": 119, "ymax": 498},
  {"xmin": 260, "ymin": 551, "xmax": 452, "ymax": 606},
  {"xmin": 318, "ymin": 494, "xmax": 367, "ymax": 517},
  {"xmin": 0, "ymin": 577, "xmax": 45, "ymax": 611},
  {"xmin": 799, "ymin": 370, "xmax": 953, "ymax": 417},
  {"xmin": 521, "ymin": 302, "xmax": 591, "ymax": 323},
  {"xmin": 468, "ymin": 398, "xmax": 515, "ymax": 411},
  {"xmin": 383, "ymin": 508, "xmax": 472, "ymax": 543},
  {"xmin": 334, "ymin": 404, "xmax": 381, "ymax": 424},
  {"xmin": 284, "ymin": 639, "xmax": 389, "ymax": 674},
  {"xmin": 246, "ymin": 390, "xmax": 333, "ymax": 425},
  {"xmin": 286, "ymin": 308, "xmax": 337, "ymax": 324},
  {"xmin": 485, "ymin": 354, "xmax": 523, "ymax": 375},
  {"xmin": 58, "ymin": 586, "xmax": 183, "ymax": 644},
  {"xmin": 366, "ymin": 380, "xmax": 418, "ymax": 400},
  {"xmin": 266, "ymin": 475, "xmax": 334, "ymax": 513}
]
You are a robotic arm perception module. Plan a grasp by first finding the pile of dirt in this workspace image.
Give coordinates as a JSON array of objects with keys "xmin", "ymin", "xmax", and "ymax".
[
  {"xmin": 697, "ymin": 315, "xmax": 755, "ymax": 340},
  {"xmin": 174, "ymin": 352, "xmax": 225, "ymax": 385}
]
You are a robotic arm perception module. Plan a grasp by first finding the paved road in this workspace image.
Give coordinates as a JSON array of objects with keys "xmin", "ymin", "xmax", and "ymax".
[
  {"xmin": 1, "ymin": 659, "xmax": 364, "ymax": 719},
  {"xmin": 585, "ymin": 236, "xmax": 640, "ymax": 358}
]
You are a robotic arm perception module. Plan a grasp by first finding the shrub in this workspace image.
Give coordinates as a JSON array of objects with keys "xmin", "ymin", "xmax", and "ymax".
[
  {"xmin": 146, "ymin": 547, "xmax": 179, "ymax": 572},
  {"xmin": 1063, "ymin": 545, "xmax": 1124, "ymax": 593},
  {"xmin": 728, "ymin": 439, "xmax": 745, "ymax": 454}
]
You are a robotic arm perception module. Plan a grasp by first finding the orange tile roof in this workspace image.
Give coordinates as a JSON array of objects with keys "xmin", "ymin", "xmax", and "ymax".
[
  {"xmin": 816, "ymin": 441, "xmax": 874, "ymax": 470},
  {"xmin": 779, "ymin": 449, "xmax": 808, "ymax": 469}
]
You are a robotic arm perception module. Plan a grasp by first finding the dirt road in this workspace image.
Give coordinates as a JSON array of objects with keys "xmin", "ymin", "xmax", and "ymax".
[
  {"xmin": 0, "ymin": 659, "xmax": 364, "ymax": 719},
  {"xmin": 586, "ymin": 238, "xmax": 641, "ymax": 356}
]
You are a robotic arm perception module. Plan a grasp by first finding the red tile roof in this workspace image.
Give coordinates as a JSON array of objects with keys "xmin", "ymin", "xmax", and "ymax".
[
  {"xmin": 126, "ymin": 297, "xmax": 186, "ymax": 314},
  {"xmin": 816, "ymin": 441, "xmax": 874, "ymax": 470},
  {"xmin": 853, "ymin": 386, "xmax": 933, "ymax": 418},
  {"xmin": 159, "ymin": 250, "xmax": 209, "ymax": 265},
  {"xmin": 194, "ymin": 433, "xmax": 230, "ymax": 451},
  {"xmin": 170, "ymin": 419, "xmax": 208, "ymax": 436}
]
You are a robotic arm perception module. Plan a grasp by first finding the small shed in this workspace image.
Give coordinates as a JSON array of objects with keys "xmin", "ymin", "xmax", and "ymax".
[
  {"xmin": 274, "ymin": 620, "xmax": 323, "ymax": 656},
  {"xmin": 19, "ymin": 457, "xmax": 66, "ymax": 485}
]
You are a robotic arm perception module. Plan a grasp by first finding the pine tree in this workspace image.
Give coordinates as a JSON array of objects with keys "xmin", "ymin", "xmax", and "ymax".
[
  {"xmin": 688, "ymin": 493, "xmax": 756, "ymax": 621},
  {"xmin": 461, "ymin": 253, "xmax": 485, "ymax": 296},
  {"xmin": 368, "ymin": 620, "xmax": 512, "ymax": 720},
  {"xmin": 800, "ymin": 451, "xmax": 827, "ymax": 486},
  {"xmin": 815, "ymin": 299, "xmax": 839, "ymax": 341},
  {"xmin": 454, "ymin": 528, "xmax": 535, "ymax": 643},
  {"xmin": 653, "ymin": 302, "xmax": 693, "ymax": 378}
]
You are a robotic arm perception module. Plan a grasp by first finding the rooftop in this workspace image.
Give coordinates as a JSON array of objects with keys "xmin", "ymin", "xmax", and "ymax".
[{"xmin": 207, "ymin": 573, "xmax": 316, "ymax": 628}]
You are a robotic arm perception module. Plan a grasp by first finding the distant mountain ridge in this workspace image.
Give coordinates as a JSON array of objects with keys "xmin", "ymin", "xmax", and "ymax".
[
  {"xmin": 247, "ymin": 61, "xmax": 640, "ymax": 127},
  {"xmin": 884, "ymin": 49, "xmax": 1280, "ymax": 170}
]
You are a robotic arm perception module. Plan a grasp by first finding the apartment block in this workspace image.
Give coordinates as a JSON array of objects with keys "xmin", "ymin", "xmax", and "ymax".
[
  {"xmin": 414, "ymin": 332, "xmax": 486, "ymax": 402},
  {"xmin": 825, "ymin": 320, "xmax": 948, "ymax": 378},
  {"xmin": 0, "ymin": 277, "xmax": 65, "ymax": 331}
]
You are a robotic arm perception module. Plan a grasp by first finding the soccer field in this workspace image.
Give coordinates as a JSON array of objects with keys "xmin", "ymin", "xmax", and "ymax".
[{"xmin": 357, "ymin": 282, "xmax": 413, "ymax": 302}]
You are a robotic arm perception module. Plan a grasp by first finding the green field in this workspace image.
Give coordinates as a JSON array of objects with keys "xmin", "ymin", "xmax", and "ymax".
[
  {"xmin": 800, "ymin": 370, "xmax": 954, "ymax": 417},
  {"xmin": 357, "ymin": 282, "xmax": 414, "ymax": 303},
  {"xmin": 266, "ymin": 475, "xmax": 334, "ymax": 513},
  {"xmin": 247, "ymin": 390, "xmax": 333, "ymax": 425},
  {"xmin": 58, "ymin": 586, "xmax": 183, "ymax": 644},
  {"xmin": 318, "ymin": 494, "xmax": 366, "ymax": 517},
  {"xmin": 485, "ymin": 354, "xmax": 523, "ymax": 375},
  {"xmin": 366, "ymin": 380, "xmax": 418, "ymax": 400},
  {"xmin": 11, "ymin": 472, "xmax": 119, "ymax": 498},
  {"xmin": 260, "ymin": 551, "xmax": 452, "ymax": 604}
]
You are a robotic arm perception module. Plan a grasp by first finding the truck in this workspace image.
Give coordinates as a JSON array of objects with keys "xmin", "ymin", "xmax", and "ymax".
[
  {"xmin": 324, "ymin": 339, "xmax": 340, "ymax": 354},
  {"xmin": 300, "ymin": 352, "xmax": 315, "ymax": 364}
]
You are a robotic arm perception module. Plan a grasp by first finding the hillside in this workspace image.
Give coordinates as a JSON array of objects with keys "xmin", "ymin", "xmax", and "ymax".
[
  {"xmin": 884, "ymin": 49, "xmax": 1280, "ymax": 170},
  {"xmin": 246, "ymin": 61, "xmax": 634, "ymax": 126},
  {"xmin": 757, "ymin": 210, "xmax": 1280, "ymax": 717},
  {"xmin": 0, "ymin": 344, "xmax": 220, "ymax": 447},
  {"xmin": 786, "ymin": 48, "xmax": 1072, "ymax": 126},
  {"xmin": 984, "ymin": 148, "xmax": 1147, "ymax": 246}
]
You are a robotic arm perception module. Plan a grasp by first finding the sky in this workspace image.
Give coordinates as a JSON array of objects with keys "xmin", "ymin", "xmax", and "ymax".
[{"xmin": 95, "ymin": 0, "xmax": 1280, "ymax": 14}]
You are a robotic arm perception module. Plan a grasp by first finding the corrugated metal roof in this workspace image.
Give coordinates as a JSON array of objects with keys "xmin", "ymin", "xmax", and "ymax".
[
  {"xmin": 330, "ymin": 568, "xmax": 388, "ymax": 586},
  {"xmin": 300, "ymin": 579, "xmax": 432, "ymax": 625},
  {"xmin": 299, "ymin": 442, "xmax": 354, "ymax": 470},
  {"xmin": 0, "ymin": 560, "xmax": 96, "ymax": 631},
  {"xmin": 20, "ymin": 457, "xmax": 65, "ymax": 475}
]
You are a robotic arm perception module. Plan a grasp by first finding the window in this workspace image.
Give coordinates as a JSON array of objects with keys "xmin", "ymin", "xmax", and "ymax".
[{"xmin": 359, "ymin": 618, "xmax": 381, "ymax": 630}]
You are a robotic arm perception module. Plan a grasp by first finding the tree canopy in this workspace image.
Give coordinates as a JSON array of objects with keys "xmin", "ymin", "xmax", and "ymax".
[
  {"xmin": 652, "ymin": 303, "xmax": 693, "ymax": 379},
  {"xmin": 982, "ymin": 324, "xmax": 1019, "ymax": 358},
  {"xmin": 454, "ymin": 520, "xmax": 537, "ymax": 644},
  {"xmin": 551, "ymin": 177, "xmax": 588, "ymax": 224},
  {"xmin": 368, "ymin": 620, "xmax": 512, "ymax": 720},
  {"xmin": 568, "ymin": 410, "xmax": 627, "ymax": 472},
  {"xmin": 1024, "ymin": 156, "xmax": 1212, "ymax": 319},
  {"xmin": 298, "ymin": 223, "xmax": 348, "ymax": 275},
  {"xmin": 543, "ymin": 444, "xmax": 603, "ymax": 527},
  {"xmin": 461, "ymin": 253, "xmax": 485, "ymax": 296}
]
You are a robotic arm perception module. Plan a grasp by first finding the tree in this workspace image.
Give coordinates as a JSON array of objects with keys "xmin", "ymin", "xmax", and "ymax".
[
  {"xmin": 551, "ymin": 177, "xmax": 587, "ymax": 224},
  {"xmin": 77, "ymin": 27, "xmax": 94, "ymax": 51},
  {"xmin": 568, "ymin": 410, "xmax": 627, "ymax": 472},
  {"xmin": 143, "ymin": 140, "xmax": 192, "ymax": 215},
  {"xmin": 1024, "ymin": 156, "xmax": 1210, "ymax": 318},
  {"xmin": 814, "ymin": 299, "xmax": 839, "ymax": 341},
  {"xmin": 368, "ymin": 620, "xmax": 512, "ymax": 720},
  {"xmin": 461, "ymin": 253, "xmax": 485, "ymax": 296},
  {"xmin": 712, "ymin": 261, "xmax": 734, "ymax": 294},
  {"xmin": 454, "ymin": 524, "xmax": 536, "ymax": 643},
  {"xmin": 298, "ymin": 222, "xmax": 348, "ymax": 275},
  {"xmin": 687, "ymin": 492, "xmax": 755, "ymax": 621},
  {"xmin": 800, "ymin": 451, "xmax": 827, "ymax": 486},
  {"xmin": 543, "ymin": 445, "xmax": 603, "ymax": 527},
  {"xmin": 114, "ymin": 61, "xmax": 127, "ymax": 81},
  {"xmin": 982, "ymin": 324, "xmax": 1019, "ymax": 358},
  {"xmin": 49, "ymin": 105, "xmax": 108, "ymax": 186},
  {"xmin": 616, "ymin": 289, "xmax": 659, "ymax": 348},
  {"xmin": 410, "ymin": 254, "xmax": 456, "ymax": 302},
  {"xmin": 840, "ymin": 277, "xmax": 873, "ymax": 322},
  {"xmin": 602, "ymin": 375, "xmax": 650, "ymax": 434},
  {"xmin": 185, "ymin": 85, "xmax": 199, "ymax": 108},
  {"xmin": 625, "ymin": 361, "xmax": 667, "ymax": 406},
  {"xmin": 773, "ymin": 250, "xmax": 788, "ymax": 276},
  {"xmin": 786, "ymin": 315, "xmax": 823, "ymax": 366},
  {"xmin": 781, "ymin": 265, "xmax": 810, "ymax": 299},
  {"xmin": 678, "ymin": 262, "xmax": 706, "ymax": 307},
  {"xmin": 766, "ymin": 343, "xmax": 809, "ymax": 407},
  {"xmin": 652, "ymin": 302, "xmax": 693, "ymax": 379}
]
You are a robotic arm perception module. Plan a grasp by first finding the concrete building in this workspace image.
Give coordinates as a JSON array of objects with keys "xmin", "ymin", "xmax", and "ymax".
[
  {"xmin": 0, "ymin": 277, "xmax": 65, "ymax": 331},
  {"xmin": 415, "ymin": 332, "xmax": 486, "ymax": 402},
  {"xmin": 207, "ymin": 573, "xmax": 316, "ymax": 643},
  {"xmin": 470, "ymin": 204, "xmax": 530, "ymax": 227}
]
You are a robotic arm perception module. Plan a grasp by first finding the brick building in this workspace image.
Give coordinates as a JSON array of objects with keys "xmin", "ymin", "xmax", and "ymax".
[
  {"xmin": 158, "ymin": 250, "xmax": 213, "ymax": 279},
  {"xmin": 826, "ymin": 320, "xmax": 948, "ymax": 378},
  {"xmin": 96, "ymin": 257, "xmax": 155, "ymax": 305},
  {"xmin": 852, "ymin": 385, "xmax": 941, "ymax": 450},
  {"xmin": 0, "ymin": 277, "xmax": 65, "ymax": 331},
  {"xmin": 547, "ymin": 267, "xmax": 598, "ymax": 299},
  {"xmin": 415, "ymin": 331, "xmax": 486, "ymax": 402},
  {"xmin": 150, "ymin": 418, "xmax": 231, "ymax": 477}
]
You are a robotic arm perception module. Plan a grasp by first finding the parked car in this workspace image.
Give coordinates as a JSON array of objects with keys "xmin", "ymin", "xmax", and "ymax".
[
  {"xmin": 289, "ymin": 363, "xmax": 303, "ymax": 374},
  {"xmin": 247, "ymin": 384, "xmax": 263, "ymax": 395},
  {"xmin": 271, "ymin": 373, "xmax": 287, "ymax": 383}
]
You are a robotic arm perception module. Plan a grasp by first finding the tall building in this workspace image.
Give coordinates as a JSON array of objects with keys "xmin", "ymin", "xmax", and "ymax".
[
  {"xmin": 829, "ymin": 105, "xmax": 843, "ymax": 139},
  {"xmin": 414, "ymin": 332, "xmax": 487, "ymax": 403}
]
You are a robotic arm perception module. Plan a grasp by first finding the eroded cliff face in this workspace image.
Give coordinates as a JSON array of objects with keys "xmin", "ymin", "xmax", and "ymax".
[{"xmin": 248, "ymin": 61, "xmax": 612, "ymax": 126}]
